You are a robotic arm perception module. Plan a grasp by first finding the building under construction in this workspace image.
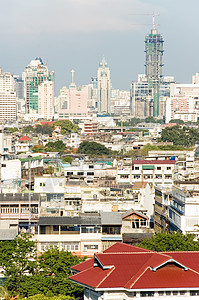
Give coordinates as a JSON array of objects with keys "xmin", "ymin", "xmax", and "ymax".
[{"xmin": 145, "ymin": 19, "xmax": 164, "ymax": 117}]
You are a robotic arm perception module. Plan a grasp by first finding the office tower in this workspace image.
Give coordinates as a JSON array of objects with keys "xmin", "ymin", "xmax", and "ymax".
[
  {"xmin": 97, "ymin": 57, "xmax": 111, "ymax": 114},
  {"xmin": 145, "ymin": 18, "xmax": 164, "ymax": 117},
  {"xmin": 0, "ymin": 69, "xmax": 15, "ymax": 92},
  {"xmin": 0, "ymin": 69, "xmax": 16, "ymax": 122},
  {"xmin": 24, "ymin": 58, "xmax": 54, "ymax": 113},
  {"xmin": 38, "ymin": 81, "xmax": 54, "ymax": 119},
  {"xmin": 58, "ymin": 71, "xmax": 88, "ymax": 119}
]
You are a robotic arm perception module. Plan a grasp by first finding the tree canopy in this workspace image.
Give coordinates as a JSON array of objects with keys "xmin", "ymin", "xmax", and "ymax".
[
  {"xmin": 138, "ymin": 231, "xmax": 199, "ymax": 252},
  {"xmin": 52, "ymin": 120, "xmax": 79, "ymax": 135},
  {"xmin": 161, "ymin": 125, "xmax": 199, "ymax": 147},
  {"xmin": 77, "ymin": 141, "xmax": 111, "ymax": 156},
  {"xmin": 0, "ymin": 235, "xmax": 84, "ymax": 299}
]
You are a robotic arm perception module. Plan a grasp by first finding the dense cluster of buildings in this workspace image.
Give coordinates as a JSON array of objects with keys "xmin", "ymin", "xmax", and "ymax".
[
  {"xmin": 1, "ymin": 18, "xmax": 199, "ymax": 125},
  {"xmin": 1, "ymin": 18, "xmax": 199, "ymax": 299}
]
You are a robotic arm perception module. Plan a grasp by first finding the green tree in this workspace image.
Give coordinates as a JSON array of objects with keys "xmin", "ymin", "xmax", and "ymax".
[
  {"xmin": 52, "ymin": 121, "xmax": 79, "ymax": 135},
  {"xmin": 169, "ymin": 119, "xmax": 184, "ymax": 124},
  {"xmin": 35, "ymin": 124, "xmax": 53, "ymax": 135},
  {"xmin": 78, "ymin": 141, "xmax": 111, "ymax": 156},
  {"xmin": 25, "ymin": 294, "xmax": 74, "ymax": 300},
  {"xmin": 1, "ymin": 233, "xmax": 37, "ymax": 295},
  {"xmin": 62, "ymin": 156, "xmax": 73, "ymax": 164},
  {"xmin": 138, "ymin": 231, "xmax": 199, "ymax": 252},
  {"xmin": 161, "ymin": 125, "xmax": 199, "ymax": 147},
  {"xmin": 22, "ymin": 125, "xmax": 34, "ymax": 134},
  {"xmin": 45, "ymin": 141, "xmax": 66, "ymax": 153},
  {"xmin": 25, "ymin": 248, "xmax": 84, "ymax": 298}
]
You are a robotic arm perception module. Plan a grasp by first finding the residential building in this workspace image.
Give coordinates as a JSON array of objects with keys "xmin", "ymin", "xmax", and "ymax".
[
  {"xmin": 36, "ymin": 212, "xmax": 122, "ymax": 255},
  {"xmin": 169, "ymin": 186, "xmax": 199, "ymax": 235},
  {"xmin": 24, "ymin": 57, "xmax": 54, "ymax": 113},
  {"xmin": 58, "ymin": 84, "xmax": 88, "ymax": 119},
  {"xmin": 70, "ymin": 242, "xmax": 199, "ymax": 299},
  {"xmin": 154, "ymin": 185, "xmax": 171, "ymax": 233},
  {"xmin": 38, "ymin": 80, "xmax": 54, "ymax": 119},
  {"xmin": 0, "ymin": 193, "xmax": 39, "ymax": 234},
  {"xmin": 15, "ymin": 136, "xmax": 32, "ymax": 153},
  {"xmin": 83, "ymin": 121, "xmax": 98, "ymax": 134},
  {"xmin": 117, "ymin": 159, "xmax": 175, "ymax": 188},
  {"xmin": 97, "ymin": 57, "xmax": 111, "ymax": 114},
  {"xmin": 165, "ymin": 96, "xmax": 197, "ymax": 123}
]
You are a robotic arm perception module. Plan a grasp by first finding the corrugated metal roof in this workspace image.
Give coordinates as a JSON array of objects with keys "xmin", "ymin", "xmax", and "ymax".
[
  {"xmin": 100, "ymin": 212, "xmax": 122, "ymax": 225},
  {"xmin": 39, "ymin": 216, "xmax": 101, "ymax": 226}
]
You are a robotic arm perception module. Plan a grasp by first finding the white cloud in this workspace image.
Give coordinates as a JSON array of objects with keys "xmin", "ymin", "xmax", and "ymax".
[{"xmin": 0, "ymin": 0, "xmax": 163, "ymax": 34}]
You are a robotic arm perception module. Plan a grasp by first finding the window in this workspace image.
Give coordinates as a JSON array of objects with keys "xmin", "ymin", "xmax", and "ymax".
[
  {"xmin": 135, "ymin": 166, "xmax": 139, "ymax": 170},
  {"xmin": 83, "ymin": 245, "xmax": 98, "ymax": 251},
  {"xmin": 165, "ymin": 291, "xmax": 171, "ymax": 296},
  {"xmin": 158, "ymin": 291, "xmax": 164, "ymax": 296},
  {"xmin": 53, "ymin": 225, "xmax": 59, "ymax": 231},
  {"xmin": 157, "ymin": 167, "xmax": 161, "ymax": 170},
  {"xmin": 77, "ymin": 172, "xmax": 84, "ymax": 176},
  {"xmin": 140, "ymin": 291, "xmax": 154, "ymax": 297},
  {"xmin": 167, "ymin": 167, "xmax": 171, "ymax": 170},
  {"xmin": 173, "ymin": 291, "xmax": 178, "ymax": 295},
  {"xmin": 87, "ymin": 172, "xmax": 94, "ymax": 176},
  {"xmin": 190, "ymin": 291, "xmax": 199, "ymax": 296}
]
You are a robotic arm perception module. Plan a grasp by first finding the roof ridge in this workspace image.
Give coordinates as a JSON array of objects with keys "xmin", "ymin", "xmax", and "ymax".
[
  {"xmin": 127, "ymin": 252, "xmax": 172, "ymax": 288},
  {"xmin": 97, "ymin": 266, "xmax": 115, "ymax": 288}
]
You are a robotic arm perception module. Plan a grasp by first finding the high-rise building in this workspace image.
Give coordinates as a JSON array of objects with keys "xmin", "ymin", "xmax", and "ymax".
[
  {"xmin": 145, "ymin": 18, "xmax": 164, "ymax": 117},
  {"xmin": 97, "ymin": 57, "xmax": 111, "ymax": 114},
  {"xmin": 38, "ymin": 81, "xmax": 54, "ymax": 119},
  {"xmin": 58, "ymin": 72, "xmax": 88, "ymax": 119},
  {"xmin": 0, "ymin": 69, "xmax": 16, "ymax": 122},
  {"xmin": 23, "ymin": 58, "xmax": 54, "ymax": 113}
]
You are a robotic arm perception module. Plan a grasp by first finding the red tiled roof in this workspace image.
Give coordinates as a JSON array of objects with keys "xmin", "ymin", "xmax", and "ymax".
[
  {"xmin": 38, "ymin": 121, "xmax": 54, "ymax": 126},
  {"xmin": 18, "ymin": 136, "xmax": 31, "ymax": 141},
  {"xmin": 132, "ymin": 160, "xmax": 175, "ymax": 165},
  {"xmin": 69, "ymin": 243, "xmax": 199, "ymax": 291},
  {"xmin": 103, "ymin": 242, "xmax": 152, "ymax": 253},
  {"xmin": 71, "ymin": 258, "xmax": 93, "ymax": 273}
]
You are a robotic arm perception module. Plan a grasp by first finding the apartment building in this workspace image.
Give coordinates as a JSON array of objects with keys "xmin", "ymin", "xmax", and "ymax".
[
  {"xmin": 36, "ymin": 212, "xmax": 122, "ymax": 255},
  {"xmin": 154, "ymin": 185, "xmax": 172, "ymax": 233},
  {"xmin": 169, "ymin": 186, "xmax": 199, "ymax": 235},
  {"xmin": 117, "ymin": 159, "xmax": 175, "ymax": 188}
]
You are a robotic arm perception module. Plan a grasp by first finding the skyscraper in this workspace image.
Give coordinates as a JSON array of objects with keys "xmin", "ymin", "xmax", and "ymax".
[
  {"xmin": 97, "ymin": 57, "xmax": 111, "ymax": 114},
  {"xmin": 145, "ymin": 17, "xmax": 164, "ymax": 117},
  {"xmin": 24, "ymin": 58, "xmax": 54, "ymax": 113}
]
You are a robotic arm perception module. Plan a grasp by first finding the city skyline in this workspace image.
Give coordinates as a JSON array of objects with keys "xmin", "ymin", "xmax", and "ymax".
[{"xmin": 0, "ymin": 0, "xmax": 199, "ymax": 95}]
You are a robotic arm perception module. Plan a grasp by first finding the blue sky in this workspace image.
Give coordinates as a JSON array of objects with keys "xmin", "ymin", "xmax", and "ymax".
[{"xmin": 0, "ymin": 0, "xmax": 199, "ymax": 95}]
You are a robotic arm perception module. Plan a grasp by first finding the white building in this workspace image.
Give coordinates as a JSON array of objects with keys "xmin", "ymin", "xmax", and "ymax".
[
  {"xmin": 0, "ymin": 92, "xmax": 17, "ymax": 122},
  {"xmin": 169, "ymin": 186, "xmax": 199, "ymax": 236},
  {"xmin": 117, "ymin": 160, "xmax": 176, "ymax": 188},
  {"xmin": 97, "ymin": 57, "xmax": 111, "ymax": 114},
  {"xmin": 1, "ymin": 159, "xmax": 21, "ymax": 181},
  {"xmin": 38, "ymin": 80, "xmax": 54, "ymax": 119},
  {"xmin": 165, "ymin": 96, "xmax": 197, "ymax": 123}
]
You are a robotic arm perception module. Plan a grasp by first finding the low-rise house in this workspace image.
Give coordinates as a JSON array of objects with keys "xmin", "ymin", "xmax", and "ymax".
[
  {"xmin": 36, "ymin": 212, "xmax": 123, "ymax": 255},
  {"xmin": 0, "ymin": 193, "xmax": 39, "ymax": 234},
  {"xmin": 19, "ymin": 156, "xmax": 43, "ymax": 180},
  {"xmin": 15, "ymin": 136, "xmax": 32, "ymax": 153},
  {"xmin": 70, "ymin": 242, "xmax": 199, "ymax": 299}
]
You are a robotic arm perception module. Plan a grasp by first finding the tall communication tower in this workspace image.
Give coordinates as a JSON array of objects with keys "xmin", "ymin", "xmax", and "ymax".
[{"xmin": 145, "ymin": 14, "xmax": 164, "ymax": 117}]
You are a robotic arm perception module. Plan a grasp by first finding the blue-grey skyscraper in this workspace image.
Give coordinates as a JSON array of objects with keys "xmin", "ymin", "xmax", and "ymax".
[{"xmin": 145, "ymin": 18, "xmax": 164, "ymax": 117}]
